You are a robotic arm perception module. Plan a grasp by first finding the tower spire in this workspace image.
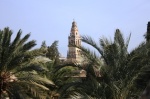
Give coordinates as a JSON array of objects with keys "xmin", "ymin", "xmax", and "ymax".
[{"xmin": 71, "ymin": 20, "xmax": 79, "ymax": 35}]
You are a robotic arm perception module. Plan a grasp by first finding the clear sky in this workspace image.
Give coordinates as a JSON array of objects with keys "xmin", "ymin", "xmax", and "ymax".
[{"xmin": 0, "ymin": 0, "xmax": 150, "ymax": 57}]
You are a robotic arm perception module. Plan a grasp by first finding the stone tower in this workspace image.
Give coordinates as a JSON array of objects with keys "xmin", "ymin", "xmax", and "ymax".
[{"xmin": 67, "ymin": 21, "xmax": 82, "ymax": 62}]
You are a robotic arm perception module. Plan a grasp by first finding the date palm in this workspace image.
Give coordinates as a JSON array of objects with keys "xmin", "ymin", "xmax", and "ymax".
[
  {"xmin": 59, "ymin": 29, "xmax": 150, "ymax": 99},
  {"xmin": 81, "ymin": 29, "xmax": 150, "ymax": 99},
  {"xmin": 0, "ymin": 27, "xmax": 55, "ymax": 99}
]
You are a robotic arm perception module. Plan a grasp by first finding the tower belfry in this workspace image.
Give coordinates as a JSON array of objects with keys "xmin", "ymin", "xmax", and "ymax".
[{"xmin": 67, "ymin": 21, "xmax": 82, "ymax": 62}]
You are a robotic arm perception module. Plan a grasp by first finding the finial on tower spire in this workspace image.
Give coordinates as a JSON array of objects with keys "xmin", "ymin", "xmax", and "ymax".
[{"xmin": 73, "ymin": 19, "xmax": 76, "ymax": 23}]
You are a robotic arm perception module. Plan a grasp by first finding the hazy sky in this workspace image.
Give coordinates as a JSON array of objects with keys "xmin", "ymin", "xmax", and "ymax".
[{"xmin": 0, "ymin": 0, "xmax": 150, "ymax": 56}]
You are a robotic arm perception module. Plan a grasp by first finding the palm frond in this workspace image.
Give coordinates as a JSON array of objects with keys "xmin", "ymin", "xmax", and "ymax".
[
  {"xmin": 22, "ymin": 40, "xmax": 36, "ymax": 51},
  {"xmin": 10, "ymin": 29, "xmax": 22, "ymax": 47},
  {"xmin": 69, "ymin": 92, "xmax": 95, "ymax": 99},
  {"xmin": 126, "ymin": 33, "xmax": 131, "ymax": 48},
  {"xmin": 18, "ymin": 33, "xmax": 30, "ymax": 46},
  {"xmin": 18, "ymin": 74, "xmax": 55, "ymax": 86},
  {"xmin": 53, "ymin": 63, "xmax": 81, "ymax": 73},
  {"xmin": 15, "ymin": 64, "xmax": 48, "ymax": 73},
  {"xmin": 82, "ymin": 35, "xmax": 104, "ymax": 57},
  {"xmin": 6, "ymin": 81, "xmax": 50, "ymax": 99}
]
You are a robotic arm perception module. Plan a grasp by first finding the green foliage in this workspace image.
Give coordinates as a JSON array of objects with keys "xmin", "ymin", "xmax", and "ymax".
[
  {"xmin": 57, "ymin": 29, "xmax": 150, "ymax": 99},
  {"xmin": 46, "ymin": 41, "xmax": 60, "ymax": 66},
  {"xmin": 40, "ymin": 40, "xmax": 61, "ymax": 66},
  {"xmin": 0, "ymin": 28, "xmax": 44, "ymax": 72},
  {"xmin": 145, "ymin": 22, "xmax": 150, "ymax": 42},
  {"xmin": 46, "ymin": 41, "xmax": 59, "ymax": 59},
  {"xmin": 1, "ymin": 23, "xmax": 150, "ymax": 99},
  {"xmin": 41, "ymin": 41, "xmax": 47, "ymax": 48},
  {"xmin": 0, "ymin": 27, "xmax": 54, "ymax": 99}
]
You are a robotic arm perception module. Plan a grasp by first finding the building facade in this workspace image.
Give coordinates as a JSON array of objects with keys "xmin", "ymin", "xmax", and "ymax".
[{"xmin": 67, "ymin": 21, "xmax": 82, "ymax": 63}]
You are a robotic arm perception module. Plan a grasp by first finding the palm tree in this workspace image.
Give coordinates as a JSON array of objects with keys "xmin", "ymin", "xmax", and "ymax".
[
  {"xmin": 145, "ymin": 21, "xmax": 150, "ymax": 42},
  {"xmin": 0, "ymin": 27, "xmax": 55, "ymax": 99},
  {"xmin": 82, "ymin": 29, "xmax": 150, "ymax": 99},
  {"xmin": 132, "ymin": 42, "xmax": 150, "ymax": 99},
  {"xmin": 58, "ymin": 29, "xmax": 150, "ymax": 99}
]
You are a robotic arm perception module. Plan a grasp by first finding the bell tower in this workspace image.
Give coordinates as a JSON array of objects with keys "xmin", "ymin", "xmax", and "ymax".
[{"xmin": 67, "ymin": 21, "xmax": 82, "ymax": 62}]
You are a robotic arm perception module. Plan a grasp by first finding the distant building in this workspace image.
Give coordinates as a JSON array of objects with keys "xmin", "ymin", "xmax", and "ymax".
[
  {"xmin": 67, "ymin": 21, "xmax": 82, "ymax": 63},
  {"xmin": 59, "ymin": 54, "xmax": 67, "ymax": 63}
]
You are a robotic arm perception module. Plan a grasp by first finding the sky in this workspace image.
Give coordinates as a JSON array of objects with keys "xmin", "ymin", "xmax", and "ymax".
[{"xmin": 0, "ymin": 0, "xmax": 150, "ymax": 57}]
